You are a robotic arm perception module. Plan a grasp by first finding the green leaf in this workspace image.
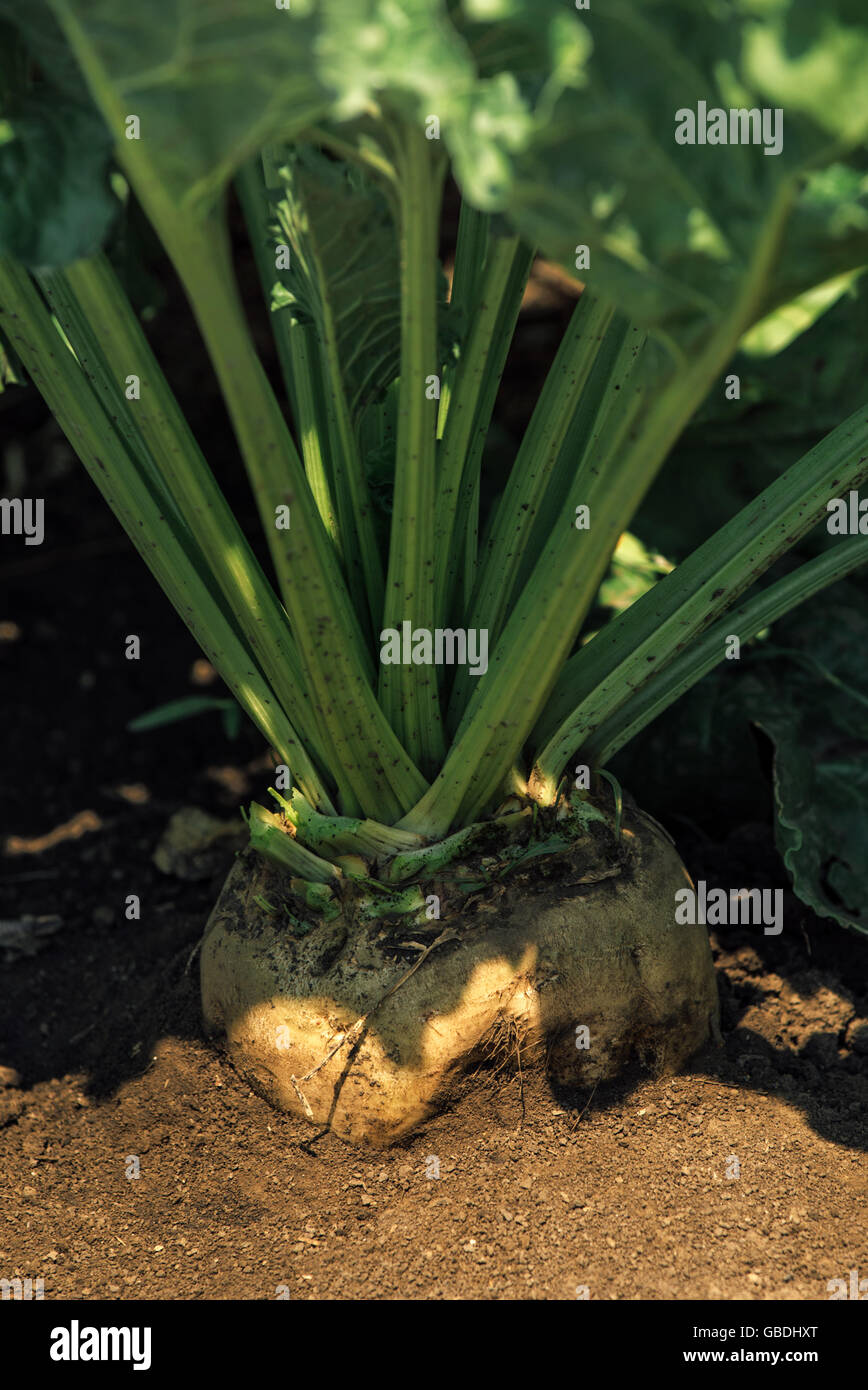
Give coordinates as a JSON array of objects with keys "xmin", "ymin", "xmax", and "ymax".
[
  {"xmin": 245, "ymin": 803, "xmax": 341, "ymax": 884},
  {"xmin": 594, "ymin": 531, "xmax": 675, "ymax": 621},
  {"xmin": 47, "ymin": 0, "xmax": 326, "ymax": 212},
  {"xmin": 0, "ymin": 4, "xmax": 93, "ymax": 101},
  {"xmin": 473, "ymin": 1, "xmax": 868, "ymax": 352},
  {"xmin": 0, "ymin": 93, "xmax": 116, "ymax": 267},
  {"xmin": 127, "ymin": 695, "xmax": 241, "ymax": 734},
  {"xmin": 609, "ymin": 662, "xmax": 772, "ymax": 834},
  {"xmin": 0, "ymin": 6, "xmax": 117, "ymax": 267},
  {"xmin": 0, "ymin": 321, "xmax": 23, "ymax": 389},
  {"xmin": 738, "ymin": 269, "xmax": 864, "ymax": 357},
  {"xmin": 46, "ymin": 0, "xmax": 482, "ymax": 212},
  {"xmin": 698, "ymin": 271, "xmax": 868, "ymax": 445},
  {"xmin": 269, "ymin": 146, "xmax": 403, "ymax": 420},
  {"xmin": 748, "ymin": 594, "xmax": 868, "ymax": 936},
  {"xmin": 33, "ymin": 0, "xmax": 868, "ymax": 345},
  {"xmin": 42, "ymin": 0, "xmax": 583, "ymax": 238}
]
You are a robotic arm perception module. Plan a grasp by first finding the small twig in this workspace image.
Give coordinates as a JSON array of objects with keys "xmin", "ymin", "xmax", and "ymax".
[
  {"xmin": 68, "ymin": 1022, "xmax": 97, "ymax": 1045},
  {"xmin": 566, "ymin": 866, "xmax": 622, "ymax": 888},
  {"xmin": 290, "ymin": 927, "xmax": 459, "ymax": 1108},
  {"xmin": 515, "ymin": 1025, "xmax": 525, "ymax": 1127},
  {"xmin": 184, "ymin": 939, "xmax": 203, "ymax": 977},
  {"xmin": 289, "ymin": 1073, "xmax": 314, "ymax": 1121},
  {"xmin": 570, "ymin": 1081, "xmax": 599, "ymax": 1132},
  {"xmin": 364, "ymin": 926, "xmax": 458, "ymax": 1014}
]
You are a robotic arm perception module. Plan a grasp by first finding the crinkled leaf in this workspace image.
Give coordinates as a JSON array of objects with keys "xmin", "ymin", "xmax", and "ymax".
[
  {"xmin": 609, "ymin": 661, "xmax": 774, "ymax": 834},
  {"xmin": 46, "ymin": 0, "xmax": 328, "ymax": 211},
  {"xmin": 270, "ymin": 142, "xmax": 457, "ymax": 442},
  {"xmin": 758, "ymin": 724, "xmax": 868, "ymax": 936},
  {"xmin": 43, "ymin": 0, "xmax": 868, "ymax": 353},
  {"xmin": 0, "ymin": 3, "xmax": 93, "ymax": 101},
  {"xmin": 745, "ymin": 587, "xmax": 868, "ymax": 935},
  {"xmin": 0, "ymin": 93, "xmax": 116, "ymax": 267},
  {"xmin": 691, "ymin": 273, "xmax": 868, "ymax": 445},
  {"xmin": 269, "ymin": 148, "xmax": 403, "ymax": 419},
  {"xmin": 473, "ymin": 0, "xmax": 868, "ymax": 351},
  {"xmin": 42, "ymin": 0, "xmax": 584, "ymax": 221},
  {"xmin": 0, "ymin": 6, "xmax": 117, "ymax": 267},
  {"xmin": 45, "ymin": 0, "xmax": 481, "ymax": 211},
  {"xmin": 745, "ymin": 586, "xmax": 868, "ymax": 934}
]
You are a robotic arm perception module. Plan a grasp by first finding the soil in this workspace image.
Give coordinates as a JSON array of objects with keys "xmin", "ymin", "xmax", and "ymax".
[{"xmin": 1, "ymin": 214, "xmax": 865, "ymax": 1301}]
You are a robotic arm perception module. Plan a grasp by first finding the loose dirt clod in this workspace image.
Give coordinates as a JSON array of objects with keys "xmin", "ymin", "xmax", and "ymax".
[{"xmin": 153, "ymin": 807, "xmax": 246, "ymax": 881}]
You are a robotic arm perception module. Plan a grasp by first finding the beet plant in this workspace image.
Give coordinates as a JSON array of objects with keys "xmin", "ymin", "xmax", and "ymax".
[{"xmin": 1, "ymin": 0, "xmax": 867, "ymax": 1142}]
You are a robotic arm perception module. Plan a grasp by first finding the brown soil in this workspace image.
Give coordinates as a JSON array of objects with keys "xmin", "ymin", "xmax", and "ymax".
[
  {"xmin": 1, "ymin": 219, "xmax": 865, "ymax": 1301},
  {"xmin": 0, "ymin": 889, "xmax": 865, "ymax": 1301}
]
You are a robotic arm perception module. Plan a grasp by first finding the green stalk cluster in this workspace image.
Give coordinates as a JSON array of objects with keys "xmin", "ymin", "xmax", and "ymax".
[{"xmin": 2, "ymin": 15, "xmax": 867, "ymax": 880}]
